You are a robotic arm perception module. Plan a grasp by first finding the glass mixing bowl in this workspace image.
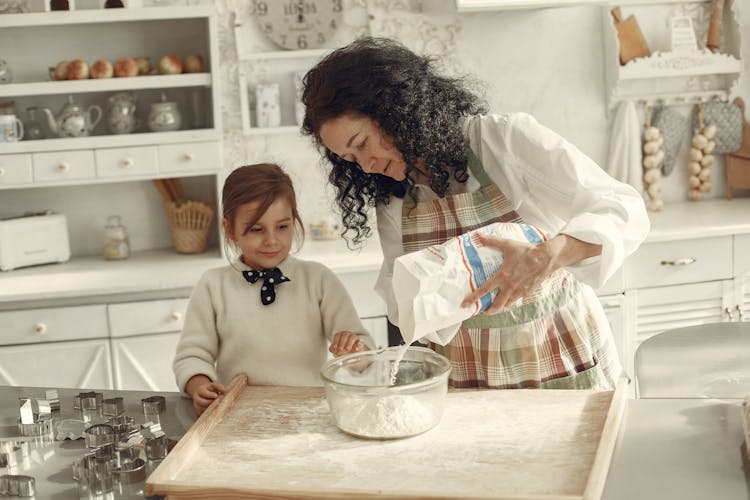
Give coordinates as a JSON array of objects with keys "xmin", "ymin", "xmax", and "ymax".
[{"xmin": 320, "ymin": 346, "xmax": 452, "ymax": 439}]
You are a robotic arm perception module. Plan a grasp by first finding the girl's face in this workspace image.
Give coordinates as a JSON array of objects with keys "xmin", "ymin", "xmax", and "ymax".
[
  {"xmin": 223, "ymin": 197, "xmax": 294, "ymax": 270},
  {"xmin": 319, "ymin": 114, "xmax": 408, "ymax": 180}
]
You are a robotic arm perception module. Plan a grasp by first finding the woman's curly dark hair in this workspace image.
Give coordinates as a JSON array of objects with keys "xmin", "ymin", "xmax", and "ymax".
[{"xmin": 301, "ymin": 36, "xmax": 487, "ymax": 245}]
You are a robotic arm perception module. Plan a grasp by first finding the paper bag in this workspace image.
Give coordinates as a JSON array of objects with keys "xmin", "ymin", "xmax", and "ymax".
[{"xmin": 392, "ymin": 222, "xmax": 547, "ymax": 346}]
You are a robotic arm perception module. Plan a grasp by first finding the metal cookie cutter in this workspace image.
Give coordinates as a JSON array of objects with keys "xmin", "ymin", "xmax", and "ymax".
[
  {"xmin": 112, "ymin": 457, "xmax": 146, "ymax": 484},
  {"xmin": 141, "ymin": 396, "xmax": 166, "ymax": 423},
  {"xmin": 73, "ymin": 391, "xmax": 103, "ymax": 411},
  {"xmin": 84, "ymin": 424, "xmax": 115, "ymax": 449},
  {"xmin": 140, "ymin": 423, "xmax": 168, "ymax": 460},
  {"xmin": 106, "ymin": 415, "xmax": 136, "ymax": 443},
  {"xmin": 102, "ymin": 397, "xmax": 124, "ymax": 417},
  {"xmin": 0, "ymin": 474, "xmax": 35, "ymax": 497},
  {"xmin": 44, "ymin": 389, "xmax": 61, "ymax": 412}
]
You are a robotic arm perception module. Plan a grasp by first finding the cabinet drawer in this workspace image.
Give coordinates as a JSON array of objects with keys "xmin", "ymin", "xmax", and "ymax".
[
  {"xmin": 108, "ymin": 298, "xmax": 189, "ymax": 337},
  {"xmin": 0, "ymin": 305, "xmax": 108, "ymax": 346},
  {"xmin": 158, "ymin": 141, "xmax": 220, "ymax": 173},
  {"xmin": 0, "ymin": 339, "xmax": 112, "ymax": 389},
  {"xmin": 32, "ymin": 150, "xmax": 95, "ymax": 182},
  {"xmin": 0, "ymin": 154, "xmax": 32, "ymax": 185},
  {"xmin": 626, "ymin": 236, "xmax": 733, "ymax": 289},
  {"xmin": 95, "ymin": 146, "xmax": 158, "ymax": 178}
]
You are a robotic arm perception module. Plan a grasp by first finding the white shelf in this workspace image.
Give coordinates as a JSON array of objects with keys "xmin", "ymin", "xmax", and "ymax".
[
  {"xmin": 0, "ymin": 5, "xmax": 213, "ymax": 27},
  {"xmin": 238, "ymin": 48, "xmax": 329, "ymax": 62},
  {"xmin": 0, "ymin": 73, "xmax": 212, "ymax": 99},
  {"xmin": 619, "ymin": 50, "xmax": 742, "ymax": 80},
  {"xmin": 245, "ymin": 125, "xmax": 302, "ymax": 136},
  {"xmin": 0, "ymin": 129, "xmax": 219, "ymax": 154},
  {"xmin": 455, "ymin": 0, "xmax": 710, "ymax": 11}
]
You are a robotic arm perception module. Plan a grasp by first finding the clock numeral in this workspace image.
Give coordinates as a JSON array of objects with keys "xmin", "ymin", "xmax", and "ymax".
[
  {"xmin": 297, "ymin": 34, "xmax": 308, "ymax": 49},
  {"xmin": 252, "ymin": 1, "xmax": 268, "ymax": 16},
  {"xmin": 331, "ymin": 0, "xmax": 342, "ymax": 13}
]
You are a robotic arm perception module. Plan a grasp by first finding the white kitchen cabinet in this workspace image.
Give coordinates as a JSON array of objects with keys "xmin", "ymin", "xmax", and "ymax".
[
  {"xmin": 0, "ymin": 6, "xmax": 223, "ymax": 261},
  {"xmin": 0, "ymin": 339, "xmax": 112, "ymax": 389},
  {"xmin": 732, "ymin": 234, "xmax": 750, "ymax": 322},
  {"xmin": 111, "ymin": 332, "xmax": 181, "ymax": 392},
  {"xmin": 361, "ymin": 316, "xmax": 388, "ymax": 349}
]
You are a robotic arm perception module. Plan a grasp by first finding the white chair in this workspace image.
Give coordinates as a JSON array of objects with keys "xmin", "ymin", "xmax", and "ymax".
[{"xmin": 634, "ymin": 322, "xmax": 750, "ymax": 398}]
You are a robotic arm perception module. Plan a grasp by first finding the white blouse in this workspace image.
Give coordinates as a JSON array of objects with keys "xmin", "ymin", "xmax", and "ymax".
[{"xmin": 375, "ymin": 112, "xmax": 650, "ymax": 327}]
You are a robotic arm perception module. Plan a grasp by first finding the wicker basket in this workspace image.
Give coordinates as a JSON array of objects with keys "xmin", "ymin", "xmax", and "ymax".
[{"xmin": 164, "ymin": 201, "xmax": 214, "ymax": 254}]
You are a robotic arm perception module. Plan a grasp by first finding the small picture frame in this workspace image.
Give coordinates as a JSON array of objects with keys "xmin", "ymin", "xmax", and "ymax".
[{"xmin": 254, "ymin": 83, "xmax": 281, "ymax": 128}]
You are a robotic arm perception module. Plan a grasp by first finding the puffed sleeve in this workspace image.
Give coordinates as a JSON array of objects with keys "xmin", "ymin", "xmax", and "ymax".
[{"xmin": 469, "ymin": 113, "xmax": 650, "ymax": 288}]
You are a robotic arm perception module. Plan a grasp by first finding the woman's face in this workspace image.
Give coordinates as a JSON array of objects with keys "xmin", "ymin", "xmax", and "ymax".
[
  {"xmin": 223, "ymin": 197, "xmax": 294, "ymax": 270},
  {"xmin": 319, "ymin": 114, "xmax": 408, "ymax": 181}
]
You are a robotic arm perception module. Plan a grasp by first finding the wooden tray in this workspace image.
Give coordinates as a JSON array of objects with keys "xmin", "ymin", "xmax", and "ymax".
[{"xmin": 147, "ymin": 376, "xmax": 627, "ymax": 500}]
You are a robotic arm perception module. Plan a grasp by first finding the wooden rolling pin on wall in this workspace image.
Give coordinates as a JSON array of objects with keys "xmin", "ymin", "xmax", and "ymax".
[
  {"xmin": 611, "ymin": 7, "xmax": 651, "ymax": 65},
  {"xmin": 706, "ymin": 0, "xmax": 725, "ymax": 52}
]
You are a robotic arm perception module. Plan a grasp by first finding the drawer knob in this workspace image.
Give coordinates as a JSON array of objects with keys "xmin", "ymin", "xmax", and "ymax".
[
  {"xmin": 660, "ymin": 257, "xmax": 696, "ymax": 266},
  {"xmin": 0, "ymin": 167, "xmax": 5, "ymax": 176},
  {"xmin": 57, "ymin": 162, "xmax": 70, "ymax": 173},
  {"xmin": 169, "ymin": 311, "xmax": 182, "ymax": 321},
  {"xmin": 182, "ymin": 153, "xmax": 194, "ymax": 162},
  {"xmin": 121, "ymin": 158, "xmax": 134, "ymax": 167},
  {"xmin": 34, "ymin": 323, "xmax": 47, "ymax": 334}
]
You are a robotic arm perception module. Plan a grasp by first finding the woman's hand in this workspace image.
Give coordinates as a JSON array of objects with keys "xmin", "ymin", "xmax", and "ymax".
[
  {"xmin": 330, "ymin": 331, "xmax": 367, "ymax": 356},
  {"xmin": 185, "ymin": 374, "xmax": 226, "ymax": 417},
  {"xmin": 461, "ymin": 233, "xmax": 602, "ymax": 314}
]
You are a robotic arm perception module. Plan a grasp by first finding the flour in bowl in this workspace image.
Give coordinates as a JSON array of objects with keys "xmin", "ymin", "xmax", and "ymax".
[{"xmin": 336, "ymin": 393, "xmax": 436, "ymax": 438}]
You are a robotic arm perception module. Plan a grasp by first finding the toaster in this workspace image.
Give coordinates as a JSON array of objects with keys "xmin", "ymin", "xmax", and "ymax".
[{"xmin": 0, "ymin": 212, "xmax": 71, "ymax": 271}]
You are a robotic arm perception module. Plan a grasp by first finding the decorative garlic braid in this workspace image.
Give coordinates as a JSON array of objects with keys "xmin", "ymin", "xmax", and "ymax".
[
  {"xmin": 642, "ymin": 106, "xmax": 664, "ymax": 211},
  {"xmin": 687, "ymin": 102, "xmax": 717, "ymax": 201}
]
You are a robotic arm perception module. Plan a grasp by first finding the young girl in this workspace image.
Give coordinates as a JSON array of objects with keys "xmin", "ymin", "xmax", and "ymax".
[{"xmin": 173, "ymin": 163, "xmax": 373, "ymax": 416}]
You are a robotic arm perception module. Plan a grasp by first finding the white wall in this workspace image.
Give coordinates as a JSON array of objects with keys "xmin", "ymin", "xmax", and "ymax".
[{"xmin": 9, "ymin": 0, "xmax": 749, "ymax": 256}]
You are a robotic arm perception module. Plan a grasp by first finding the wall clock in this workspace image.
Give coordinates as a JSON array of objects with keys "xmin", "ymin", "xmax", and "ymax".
[{"xmin": 252, "ymin": 0, "xmax": 344, "ymax": 51}]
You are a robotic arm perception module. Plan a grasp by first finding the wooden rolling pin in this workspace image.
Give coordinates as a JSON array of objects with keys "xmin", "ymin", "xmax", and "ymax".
[{"xmin": 706, "ymin": 0, "xmax": 725, "ymax": 52}]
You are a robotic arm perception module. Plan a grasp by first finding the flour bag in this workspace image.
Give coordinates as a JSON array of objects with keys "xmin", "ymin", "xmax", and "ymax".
[{"xmin": 392, "ymin": 222, "xmax": 547, "ymax": 346}]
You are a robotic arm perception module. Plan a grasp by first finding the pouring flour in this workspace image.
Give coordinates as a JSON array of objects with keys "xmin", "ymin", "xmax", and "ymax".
[{"xmin": 390, "ymin": 221, "xmax": 548, "ymax": 352}]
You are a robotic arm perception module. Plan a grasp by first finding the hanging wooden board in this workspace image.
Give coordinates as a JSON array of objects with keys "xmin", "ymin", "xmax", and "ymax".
[{"xmin": 147, "ymin": 376, "xmax": 627, "ymax": 500}]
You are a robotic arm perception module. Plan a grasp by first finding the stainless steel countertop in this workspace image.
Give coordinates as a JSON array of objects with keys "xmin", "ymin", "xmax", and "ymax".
[
  {"xmin": 1, "ymin": 386, "xmax": 747, "ymax": 500},
  {"xmin": 0, "ymin": 385, "xmax": 195, "ymax": 499},
  {"xmin": 603, "ymin": 397, "xmax": 749, "ymax": 500}
]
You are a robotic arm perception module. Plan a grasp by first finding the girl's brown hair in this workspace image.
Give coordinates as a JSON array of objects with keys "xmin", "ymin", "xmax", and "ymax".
[{"xmin": 222, "ymin": 163, "xmax": 305, "ymax": 247}]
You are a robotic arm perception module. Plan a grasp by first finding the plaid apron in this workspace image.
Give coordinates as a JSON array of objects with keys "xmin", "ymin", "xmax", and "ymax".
[{"xmin": 401, "ymin": 149, "xmax": 622, "ymax": 389}]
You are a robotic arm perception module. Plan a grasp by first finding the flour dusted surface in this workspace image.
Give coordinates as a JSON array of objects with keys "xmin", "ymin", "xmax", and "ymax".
[
  {"xmin": 335, "ymin": 393, "xmax": 437, "ymax": 438},
  {"xmin": 173, "ymin": 386, "xmax": 619, "ymax": 498}
]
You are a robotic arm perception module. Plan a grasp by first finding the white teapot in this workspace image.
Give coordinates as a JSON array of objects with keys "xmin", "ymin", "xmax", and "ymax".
[{"xmin": 42, "ymin": 95, "xmax": 102, "ymax": 138}]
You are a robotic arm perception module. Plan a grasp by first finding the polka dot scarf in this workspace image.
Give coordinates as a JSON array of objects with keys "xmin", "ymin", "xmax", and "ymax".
[{"xmin": 241, "ymin": 268, "xmax": 290, "ymax": 306}]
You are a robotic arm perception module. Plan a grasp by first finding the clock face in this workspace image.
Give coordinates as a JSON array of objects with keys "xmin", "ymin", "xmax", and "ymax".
[{"xmin": 252, "ymin": 0, "xmax": 343, "ymax": 51}]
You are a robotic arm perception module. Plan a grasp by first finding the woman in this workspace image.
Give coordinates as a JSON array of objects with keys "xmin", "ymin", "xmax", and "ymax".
[{"xmin": 301, "ymin": 37, "xmax": 649, "ymax": 390}]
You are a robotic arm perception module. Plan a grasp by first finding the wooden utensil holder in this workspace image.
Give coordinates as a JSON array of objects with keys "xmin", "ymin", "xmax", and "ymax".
[{"xmin": 164, "ymin": 201, "xmax": 214, "ymax": 254}]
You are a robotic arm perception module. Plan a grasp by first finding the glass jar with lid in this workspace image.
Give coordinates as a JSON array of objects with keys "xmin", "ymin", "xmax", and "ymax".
[{"xmin": 103, "ymin": 215, "xmax": 131, "ymax": 260}]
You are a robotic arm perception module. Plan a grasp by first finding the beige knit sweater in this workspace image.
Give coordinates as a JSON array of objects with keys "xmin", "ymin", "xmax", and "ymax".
[{"xmin": 173, "ymin": 255, "xmax": 373, "ymax": 393}]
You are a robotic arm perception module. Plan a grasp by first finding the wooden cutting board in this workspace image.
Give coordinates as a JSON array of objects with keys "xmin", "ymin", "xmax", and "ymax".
[{"xmin": 147, "ymin": 376, "xmax": 627, "ymax": 500}]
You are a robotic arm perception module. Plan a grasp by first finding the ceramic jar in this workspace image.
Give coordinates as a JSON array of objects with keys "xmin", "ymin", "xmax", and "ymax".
[
  {"xmin": 147, "ymin": 94, "xmax": 181, "ymax": 132},
  {"xmin": 103, "ymin": 215, "xmax": 130, "ymax": 260},
  {"xmin": 106, "ymin": 92, "xmax": 138, "ymax": 134}
]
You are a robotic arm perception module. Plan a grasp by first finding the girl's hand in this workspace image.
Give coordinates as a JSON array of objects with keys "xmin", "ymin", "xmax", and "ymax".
[
  {"xmin": 461, "ymin": 234, "xmax": 554, "ymax": 315},
  {"xmin": 330, "ymin": 331, "xmax": 368, "ymax": 356},
  {"xmin": 185, "ymin": 375, "xmax": 226, "ymax": 417}
]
